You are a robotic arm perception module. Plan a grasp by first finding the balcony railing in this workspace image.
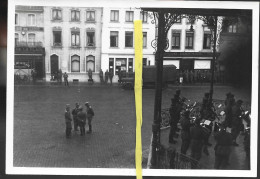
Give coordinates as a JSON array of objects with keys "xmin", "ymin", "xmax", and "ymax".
[{"xmin": 15, "ymin": 41, "xmax": 43, "ymax": 47}]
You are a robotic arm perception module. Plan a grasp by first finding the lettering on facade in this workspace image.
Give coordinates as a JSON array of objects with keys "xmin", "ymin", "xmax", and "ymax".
[{"xmin": 15, "ymin": 26, "xmax": 44, "ymax": 31}]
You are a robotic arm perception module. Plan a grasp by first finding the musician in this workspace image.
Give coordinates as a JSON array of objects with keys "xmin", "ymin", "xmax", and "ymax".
[
  {"xmin": 169, "ymin": 97, "xmax": 178, "ymax": 144},
  {"xmin": 200, "ymin": 92, "xmax": 213, "ymax": 147},
  {"xmin": 224, "ymin": 93, "xmax": 235, "ymax": 128},
  {"xmin": 231, "ymin": 100, "xmax": 244, "ymax": 146},
  {"xmin": 214, "ymin": 121, "xmax": 232, "ymax": 169},
  {"xmin": 180, "ymin": 110, "xmax": 191, "ymax": 155},
  {"xmin": 190, "ymin": 118, "xmax": 207, "ymax": 161}
]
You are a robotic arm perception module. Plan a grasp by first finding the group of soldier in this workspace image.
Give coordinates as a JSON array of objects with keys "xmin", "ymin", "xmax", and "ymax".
[
  {"xmin": 176, "ymin": 69, "xmax": 224, "ymax": 85},
  {"xmin": 168, "ymin": 89, "xmax": 246, "ymax": 169},
  {"xmin": 65, "ymin": 102, "xmax": 95, "ymax": 138},
  {"xmin": 99, "ymin": 69, "xmax": 114, "ymax": 85}
]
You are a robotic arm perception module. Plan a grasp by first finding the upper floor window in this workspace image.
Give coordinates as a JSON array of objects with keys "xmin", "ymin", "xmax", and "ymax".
[
  {"xmin": 53, "ymin": 30, "xmax": 62, "ymax": 46},
  {"xmin": 140, "ymin": 11, "xmax": 148, "ymax": 23},
  {"xmin": 86, "ymin": 11, "xmax": 95, "ymax": 21},
  {"xmin": 71, "ymin": 10, "xmax": 80, "ymax": 21},
  {"xmin": 172, "ymin": 31, "xmax": 181, "ymax": 49},
  {"xmin": 143, "ymin": 32, "xmax": 147, "ymax": 48},
  {"xmin": 15, "ymin": 14, "xmax": 18, "ymax": 25},
  {"xmin": 125, "ymin": 31, "xmax": 133, "ymax": 47},
  {"xmin": 86, "ymin": 31, "xmax": 95, "ymax": 47},
  {"xmin": 203, "ymin": 33, "xmax": 211, "ymax": 49},
  {"xmin": 28, "ymin": 33, "xmax": 35, "ymax": 45},
  {"xmin": 71, "ymin": 31, "xmax": 80, "ymax": 47},
  {"xmin": 110, "ymin": 31, "xmax": 118, "ymax": 47},
  {"xmin": 27, "ymin": 14, "xmax": 36, "ymax": 26},
  {"xmin": 185, "ymin": 32, "xmax": 194, "ymax": 49},
  {"xmin": 228, "ymin": 24, "xmax": 237, "ymax": 33},
  {"xmin": 52, "ymin": 9, "xmax": 62, "ymax": 20},
  {"xmin": 110, "ymin": 10, "xmax": 119, "ymax": 22},
  {"xmin": 125, "ymin": 11, "xmax": 134, "ymax": 22}
]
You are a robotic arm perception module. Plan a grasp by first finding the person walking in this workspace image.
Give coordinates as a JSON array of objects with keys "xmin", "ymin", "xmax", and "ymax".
[
  {"xmin": 77, "ymin": 106, "xmax": 87, "ymax": 136},
  {"xmin": 105, "ymin": 70, "xmax": 109, "ymax": 84},
  {"xmin": 65, "ymin": 104, "xmax": 72, "ymax": 138},
  {"xmin": 231, "ymin": 100, "xmax": 244, "ymax": 146},
  {"xmin": 85, "ymin": 102, "xmax": 95, "ymax": 134},
  {"xmin": 109, "ymin": 70, "xmax": 113, "ymax": 85},
  {"xmin": 72, "ymin": 103, "xmax": 80, "ymax": 131},
  {"xmin": 99, "ymin": 69, "xmax": 104, "ymax": 84},
  {"xmin": 180, "ymin": 110, "xmax": 191, "ymax": 155},
  {"xmin": 63, "ymin": 72, "xmax": 69, "ymax": 86},
  {"xmin": 214, "ymin": 122, "xmax": 232, "ymax": 169}
]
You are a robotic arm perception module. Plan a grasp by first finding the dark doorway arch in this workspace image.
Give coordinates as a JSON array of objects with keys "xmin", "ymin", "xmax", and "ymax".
[{"xmin": 50, "ymin": 54, "xmax": 59, "ymax": 75}]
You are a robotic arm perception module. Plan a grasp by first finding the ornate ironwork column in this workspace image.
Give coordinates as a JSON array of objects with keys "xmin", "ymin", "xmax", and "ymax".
[
  {"xmin": 210, "ymin": 16, "xmax": 218, "ymax": 102},
  {"xmin": 151, "ymin": 10, "xmax": 166, "ymax": 168}
]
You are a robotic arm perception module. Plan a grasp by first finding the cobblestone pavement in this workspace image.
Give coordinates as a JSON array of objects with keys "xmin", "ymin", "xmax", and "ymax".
[{"xmin": 13, "ymin": 84, "xmax": 251, "ymax": 168}]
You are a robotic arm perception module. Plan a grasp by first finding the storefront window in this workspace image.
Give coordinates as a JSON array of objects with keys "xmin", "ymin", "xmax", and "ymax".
[
  {"xmin": 115, "ymin": 58, "xmax": 127, "ymax": 75},
  {"xmin": 109, "ymin": 58, "xmax": 114, "ymax": 74},
  {"xmin": 128, "ymin": 58, "xmax": 133, "ymax": 72}
]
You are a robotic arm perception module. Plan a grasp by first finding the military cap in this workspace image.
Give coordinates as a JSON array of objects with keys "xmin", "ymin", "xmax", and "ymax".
[
  {"xmin": 176, "ymin": 89, "xmax": 181, "ymax": 94},
  {"xmin": 78, "ymin": 106, "xmax": 83, "ymax": 110},
  {"xmin": 85, "ymin": 102, "xmax": 89, "ymax": 106},
  {"xmin": 205, "ymin": 92, "xmax": 210, "ymax": 97},
  {"xmin": 237, "ymin": 100, "xmax": 243, "ymax": 104},
  {"xmin": 226, "ymin": 92, "xmax": 232, "ymax": 97},
  {"xmin": 183, "ymin": 110, "xmax": 190, "ymax": 117}
]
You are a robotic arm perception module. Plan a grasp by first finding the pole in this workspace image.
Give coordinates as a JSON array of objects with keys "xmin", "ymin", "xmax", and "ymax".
[
  {"xmin": 209, "ymin": 16, "xmax": 218, "ymax": 102},
  {"xmin": 151, "ymin": 11, "xmax": 165, "ymax": 168}
]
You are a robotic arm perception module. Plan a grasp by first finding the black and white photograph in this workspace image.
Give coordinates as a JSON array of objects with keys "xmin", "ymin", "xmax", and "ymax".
[{"xmin": 6, "ymin": 0, "xmax": 259, "ymax": 177}]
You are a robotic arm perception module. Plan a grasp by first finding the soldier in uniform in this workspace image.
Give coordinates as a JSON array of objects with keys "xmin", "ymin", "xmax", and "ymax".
[
  {"xmin": 190, "ymin": 118, "xmax": 207, "ymax": 162},
  {"xmin": 180, "ymin": 110, "xmax": 191, "ymax": 155},
  {"xmin": 99, "ymin": 69, "xmax": 104, "ymax": 84},
  {"xmin": 224, "ymin": 93, "xmax": 235, "ymax": 128},
  {"xmin": 77, "ymin": 106, "xmax": 87, "ymax": 136},
  {"xmin": 214, "ymin": 121, "xmax": 232, "ymax": 169},
  {"xmin": 88, "ymin": 69, "xmax": 93, "ymax": 81},
  {"xmin": 109, "ymin": 70, "xmax": 114, "ymax": 85},
  {"xmin": 72, "ymin": 103, "xmax": 80, "ymax": 131},
  {"xmin": 85, "ymin": 102, "xmax": 95, "ymax": 134},
  {"xmin": 231, "ymin": 100, "xmax": 244, "ymax": 146},
  {"xmin": 65, "ymin": 104, "xmax": 72, "ymax": 138},
  {"xmin": 63, "ymin": 72, "xmax": 69, "ymax": 86},
  {"xmin": 105, "ymin": 70, "xmax": 109, "ymax": 84}
]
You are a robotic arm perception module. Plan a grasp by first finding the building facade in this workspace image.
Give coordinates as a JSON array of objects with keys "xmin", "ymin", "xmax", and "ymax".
[
  {"xmin": 15, "ymin": 6, "xmax": 45, "ymax": 80},
  {"xmin": 101, "ymin": 7, "xmax": 156, "ymax": 83},
  {"xmin": 44, "ymin": 6, "xmax": 102, "ymax": 82},
  {"xmin": 163, "ymin": 17, "xmax": 215, "ymax": 72}
]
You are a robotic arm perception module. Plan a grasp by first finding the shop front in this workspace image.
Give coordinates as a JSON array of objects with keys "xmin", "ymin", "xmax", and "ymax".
[{"xmin": 15, "ymin": 46, "xmax": 45, "ymax": 80}]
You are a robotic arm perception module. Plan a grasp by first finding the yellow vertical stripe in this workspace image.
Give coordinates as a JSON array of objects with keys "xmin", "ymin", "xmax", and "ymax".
[{"xmin": 134, "ymin": 20, "xmax": 143, "ymax": 179}]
